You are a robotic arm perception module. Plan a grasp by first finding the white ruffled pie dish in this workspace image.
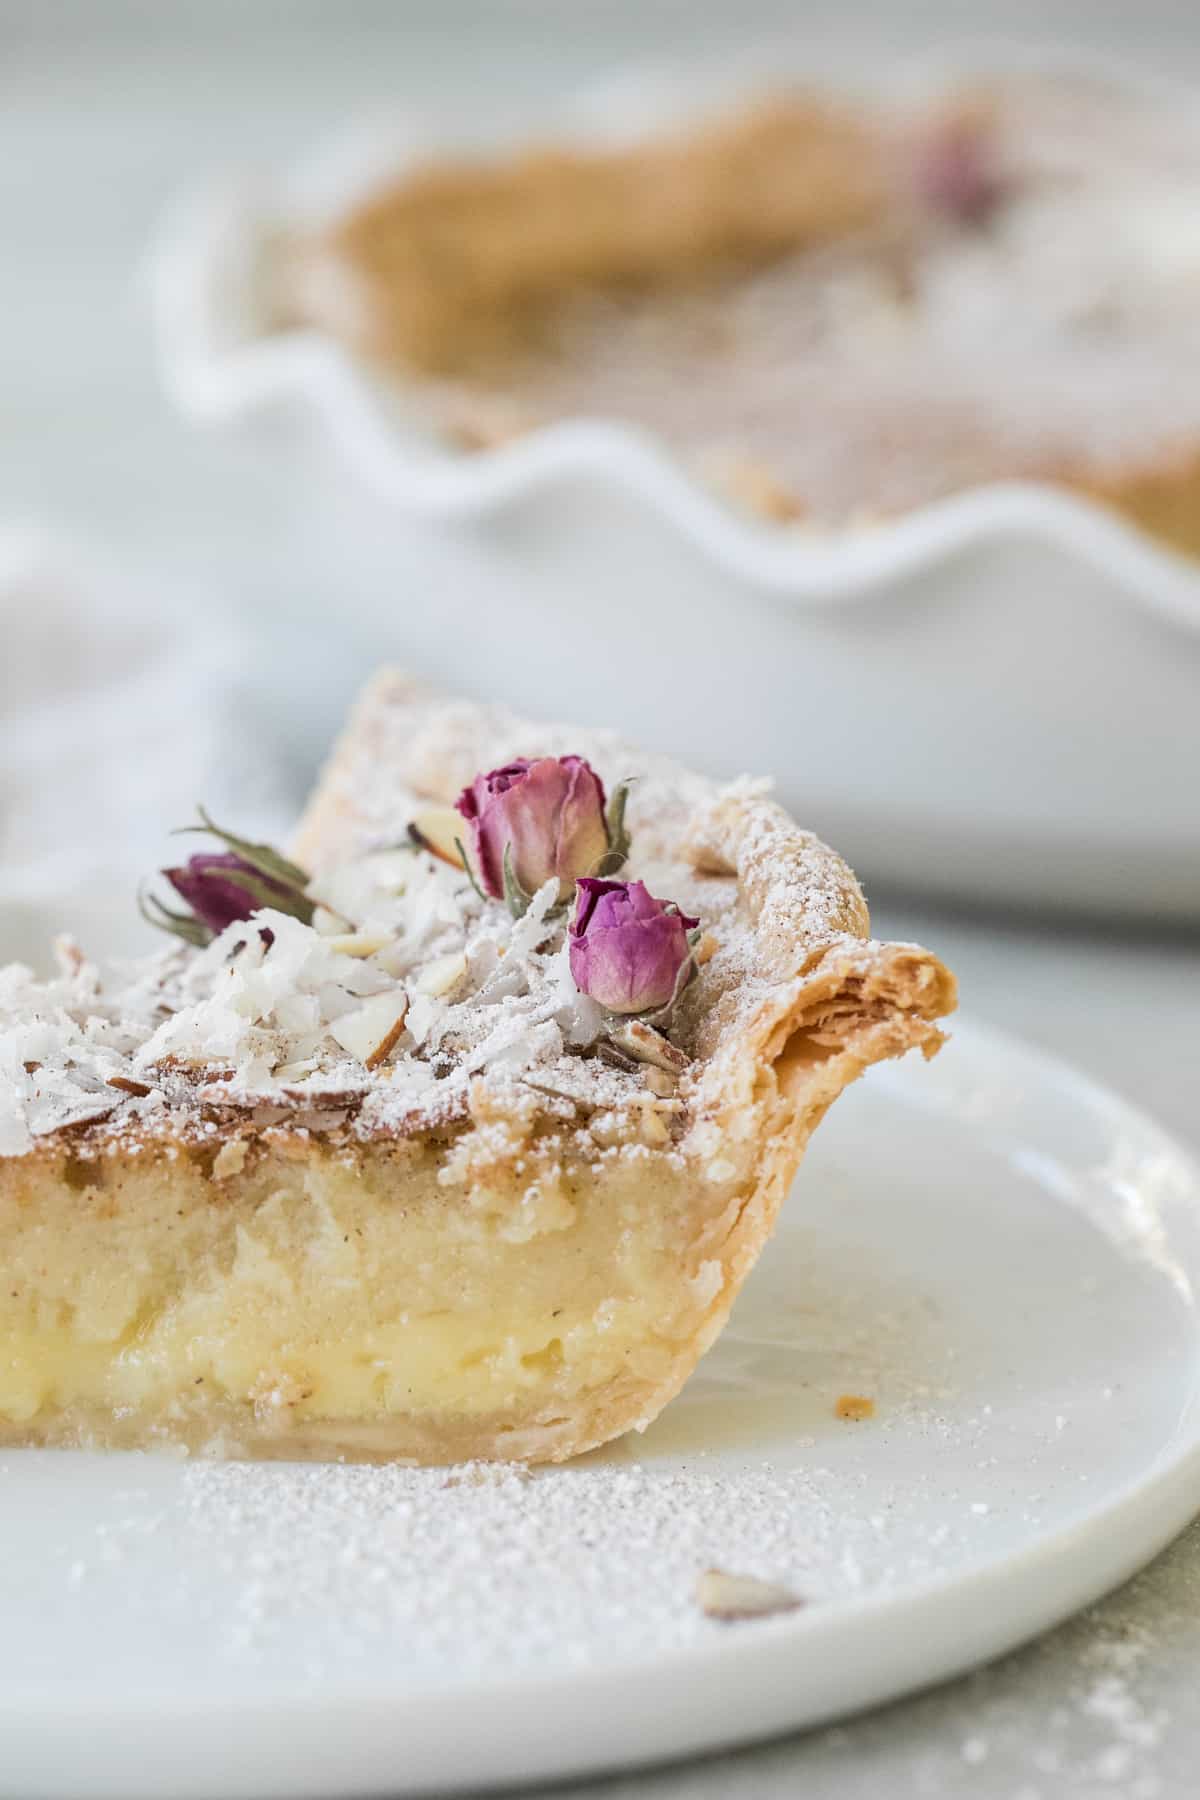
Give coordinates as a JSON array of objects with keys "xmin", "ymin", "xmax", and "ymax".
[{"xmin": 148, "ymin": 56, "xmax": 1200, "ymax": 919}]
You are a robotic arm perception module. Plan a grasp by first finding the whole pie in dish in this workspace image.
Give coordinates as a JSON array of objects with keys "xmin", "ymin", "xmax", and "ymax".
[
  {"xmin": 286, "ymin": 70, "xmax": 1200, "ymax": 558},
  {"xmin": 0, "ymin": 674, "xmax": 955, "ymax": 1463}
]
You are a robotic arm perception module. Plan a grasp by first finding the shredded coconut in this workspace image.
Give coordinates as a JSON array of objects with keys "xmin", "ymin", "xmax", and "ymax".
[
  {"xmin": 0, "ymin": 812, "xmax": 701, "ymax": 1155},
  {"xmin": 0, "ymin": 684, "xmax": 924, "ymax": 1160}
]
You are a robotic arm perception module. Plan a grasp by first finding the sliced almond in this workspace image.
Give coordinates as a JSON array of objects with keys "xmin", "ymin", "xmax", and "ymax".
[
  {"xmin": 271, "ymin": 1058, "xmax": 320, "ymax": 1083},
  {"xmin": 609, "ymin": 1019, "xmax": 690, "ymax": 1074},
  {"xmin": 325, "ymin": 931, "xmax": 396, "ymax": 959},
  {"xmin": 696, "ymin": 1568, "xmax": 804, "ymax": 1622},
  {"xmin": 408, "ymin": 807, "xmax": 467, "ymax": 870},
  {"xmin": 329, "ymin": 990, "xmax": 409, "ymax": 1070},
  {"xmin": 416, "ymin": 950, "xmax": 468, "ymax": 998},
  {"xmin": 692, "ymin": 931, "xmax": 719, "ymax": 968},
  {"xmin": 107, "ymin": 1075, "xmax": 152, "ymax": 1097}
]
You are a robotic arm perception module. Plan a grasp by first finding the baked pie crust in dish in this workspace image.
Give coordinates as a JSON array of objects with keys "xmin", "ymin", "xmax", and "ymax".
[
  {"xmin": 0, "ymin": 675, "xmax": 955, "ymax": 1463},
  {"xmin": 287, "ymin": 71, "xmax": 1200, "ymax": 558}
]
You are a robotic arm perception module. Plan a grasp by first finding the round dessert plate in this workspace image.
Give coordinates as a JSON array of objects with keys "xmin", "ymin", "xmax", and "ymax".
[{"xmin": 3, "ymin": 1016, "xmax": 1199, "ymax": 1800}]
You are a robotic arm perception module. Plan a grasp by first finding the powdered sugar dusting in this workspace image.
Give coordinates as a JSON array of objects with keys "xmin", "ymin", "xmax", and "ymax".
[
  {"xmin": 159, "ymin": 1445, "xmax": 1184, "ymax": 1799},
  {"xmin": 0, "ymin": 694, "xmax": 895, "ymax": 1158},
  {"xmin": 0, "ymin": 841, "xmax": 657, "ymax": 1155},
  {"xmin": 176, "ymin": 1459, "xmax": 831, "ymax": 1677}
]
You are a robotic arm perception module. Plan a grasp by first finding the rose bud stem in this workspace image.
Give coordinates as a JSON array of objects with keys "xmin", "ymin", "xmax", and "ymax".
[{"xmin": 590, "ymin": 778, "xmax": 635, "ymax": 879}]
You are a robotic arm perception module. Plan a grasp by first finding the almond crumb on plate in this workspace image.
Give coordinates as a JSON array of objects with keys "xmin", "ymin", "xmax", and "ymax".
[
  {"xmin": 835, "ymin": 1394, "xmax": 876, "ymax": 1422},
  {"xmin": 696, "ymin": 1567, "xmax": 805, "ymax": 1621}
]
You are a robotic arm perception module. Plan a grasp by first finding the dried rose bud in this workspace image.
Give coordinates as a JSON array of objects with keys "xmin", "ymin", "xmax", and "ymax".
[
  {"xmin": 164, "ymin": 852, "xmax": 291, "ymax": 936},
  {"xmin": 140, "ymin": 809, "xmax": 315, "ymax": 947},
  {"xmin": 455, "ymin": 755, "xmax": 611, "ymax": 908},
  {"xmin": 568, "ymin": 878, "xmax": 698, "ymax": 1015},
  {"xmin": 912, "ymin": 108, "xmax": 1005, "ymax": 227}
]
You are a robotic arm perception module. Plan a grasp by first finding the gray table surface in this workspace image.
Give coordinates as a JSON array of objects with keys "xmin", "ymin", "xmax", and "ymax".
[{"xmin": 2, "ymin": 5, "xmax": 1199, "ymax": 1796}]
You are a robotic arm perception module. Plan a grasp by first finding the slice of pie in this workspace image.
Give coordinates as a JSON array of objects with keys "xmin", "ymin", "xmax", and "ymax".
[{"xmin": 0, "ymin": 674, "xmax": 955, "ymax": 1463}]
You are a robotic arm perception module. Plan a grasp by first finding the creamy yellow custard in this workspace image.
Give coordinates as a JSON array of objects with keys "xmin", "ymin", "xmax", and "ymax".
[{"xmin": 0, "ymin": 1127, "xmax": 737, "ymax": 1457}]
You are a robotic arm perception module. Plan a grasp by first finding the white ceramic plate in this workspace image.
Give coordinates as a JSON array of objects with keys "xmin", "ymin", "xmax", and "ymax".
[
  {"xmin": 4, "ymin": 1016, "xmax": 1199, "ymax": 1800},
  {"xmin": 147, "ymin": 57, "xmax": 1200, "ymax": 918}
]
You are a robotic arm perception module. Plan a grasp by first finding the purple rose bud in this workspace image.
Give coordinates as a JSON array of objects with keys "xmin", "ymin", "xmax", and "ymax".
[
  {"xmin": 912, "ymin": 109, "xmax": 1004, "ymax": 226},
  {"xmin": 163, "ymin": 852, "xmax": 291, "ymax": 937},
  {"xmin": 456, "ymin": 755, "xmax": 610, "ymax": 901},
  {"xmin": 569, "ymin": 878, "xmax": 699, "ymax": 1015},
  {"xmin": 142, "ymin": 811, "xmax": 316, "ymax": 948}
]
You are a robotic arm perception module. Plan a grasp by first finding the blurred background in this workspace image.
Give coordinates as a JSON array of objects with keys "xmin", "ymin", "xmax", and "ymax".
[{"xmin": 0, "ymin": 0, "xmax": 1196, "ymax": 1147}]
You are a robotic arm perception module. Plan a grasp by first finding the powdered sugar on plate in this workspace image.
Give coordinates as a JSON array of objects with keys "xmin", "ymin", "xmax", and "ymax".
[{"xmin": 177, "ymin": 1459, "xmax": 853, "ymax": 1678}]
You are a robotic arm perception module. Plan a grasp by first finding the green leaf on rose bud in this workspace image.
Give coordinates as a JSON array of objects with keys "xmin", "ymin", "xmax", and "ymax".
[
  {"xmin": 175, "ymin": 809, "xmax": 311, "ymax": 892},
  {"xmin": 455, "ymin": 838, "xmax": 489, "ymax": 903},
  {"xmin": 642, "ymin": 949, "xmax": 698, "ymax": 1031},
  {"xmin": 502, "ymin": 842, "xmax": 532, "ymax": 919},
  {"xmin": 602, "ymin": 778, "xmax": 634, "ymax": 870},
  {"xmin": 210, "ymin": 865, "xmax": 316, "ymax": 925},
  {"xmin": 173, "ymin": 807, "xmax": 315, "ymax": 924},
  {"xmin": 137, "ymin": 885, "xmax": 215, "ymax": 948}
]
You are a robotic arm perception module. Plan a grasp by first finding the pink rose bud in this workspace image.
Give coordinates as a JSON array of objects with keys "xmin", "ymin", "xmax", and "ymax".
[
  {"xmin": 569, "ymin": 878, "xmax": 699, "ymax": 1015},
  {"xmin": 913, "ymin": 109, "xmax": 1004, "ymax": 226},
  {"xmin": 455, "ymin": 755, "xmax": 610, "ymax": 902},
  {"xmin": 164, "ymin": 852, "xmax": 292, "ymax": 937}
]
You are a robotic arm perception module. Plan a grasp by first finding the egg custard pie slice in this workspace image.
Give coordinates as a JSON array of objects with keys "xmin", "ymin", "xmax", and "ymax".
[{"xmin": 0, "ymin": 674, "xmax": 955, "ymax": 1463}]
